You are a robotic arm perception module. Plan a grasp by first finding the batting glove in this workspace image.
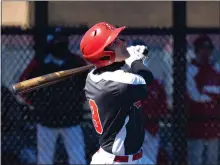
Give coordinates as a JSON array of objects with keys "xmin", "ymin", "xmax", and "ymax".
[{"xmin": 125, "ymin": 45, "xmax": 148, "ymax": 67}]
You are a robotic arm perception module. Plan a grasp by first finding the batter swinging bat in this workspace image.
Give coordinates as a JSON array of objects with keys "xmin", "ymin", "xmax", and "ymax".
[
  {"xmin": 12, "ymin": 46, "xmax": 149, "ymax": 95},
  {"xmin": 12, "ymin": 64, "xmax": 94, "ymax": 95}
]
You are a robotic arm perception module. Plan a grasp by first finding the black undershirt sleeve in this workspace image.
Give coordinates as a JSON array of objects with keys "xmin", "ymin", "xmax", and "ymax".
[
  {"xmin": 130, "ymin": 60, "xmax": 154, "ymax": 85},
  {"xmin": 119, "ymin": 60, "xmax": 154, "ymax": 103}
]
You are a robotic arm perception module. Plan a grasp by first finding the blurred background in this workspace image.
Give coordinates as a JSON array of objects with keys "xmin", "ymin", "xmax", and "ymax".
[{"xmin": 1, "ymin": 1, "xmax": 220, "ymax": 165}]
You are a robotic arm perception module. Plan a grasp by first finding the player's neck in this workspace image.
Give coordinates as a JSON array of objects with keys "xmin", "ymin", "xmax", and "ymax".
[{"xmin": 94, "ymin": 61, "xmax": 125, "ymax": 74}]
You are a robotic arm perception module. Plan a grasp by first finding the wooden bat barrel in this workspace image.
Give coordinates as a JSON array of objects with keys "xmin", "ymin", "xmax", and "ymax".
[{"xmin": 12, "ymin": 64, "xmax": 94, "ymax": 94}]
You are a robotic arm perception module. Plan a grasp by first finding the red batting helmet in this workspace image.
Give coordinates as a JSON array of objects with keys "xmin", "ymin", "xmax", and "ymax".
[{"xmin": 80, "ymin": 22, "xmax": 126, "ymax": 67}]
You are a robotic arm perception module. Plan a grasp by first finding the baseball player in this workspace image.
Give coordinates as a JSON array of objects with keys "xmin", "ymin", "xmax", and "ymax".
[
  {"xmin": 80, "ymin": 22, "xmax": 154, "ymax": 164},
  {"xmin": 186, "ymin": 35, "xmax": 220, "ymax": 165},
  {"xmin": 19, "ymin": 27, "xmax": 87, "ymax": 164}
]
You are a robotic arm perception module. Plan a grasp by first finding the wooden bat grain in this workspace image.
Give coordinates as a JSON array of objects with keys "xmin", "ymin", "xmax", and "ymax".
[{"xmin": 12, "ymin": 64, "xmax": 94, "ymax": 95}]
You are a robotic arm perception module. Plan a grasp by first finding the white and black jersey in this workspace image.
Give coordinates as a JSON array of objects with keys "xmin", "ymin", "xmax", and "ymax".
[{"xmin": 84, "ymin": 60, "xmax": 154, "ymax": 156}]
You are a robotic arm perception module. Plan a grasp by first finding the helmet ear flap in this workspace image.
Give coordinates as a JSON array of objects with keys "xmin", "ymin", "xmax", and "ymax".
[
  {"xmin": 99, "ymin": 55, "xmax": 111, "ymax": 61},
  {"xmin": 95, "ymin": 51, "xmax": 116, "ymax": 67}
]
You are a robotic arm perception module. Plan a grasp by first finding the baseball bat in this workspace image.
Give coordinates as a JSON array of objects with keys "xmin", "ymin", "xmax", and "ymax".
[{"xmin": 12, "ymin": 64, "xmax": 94, "ymax": 95}]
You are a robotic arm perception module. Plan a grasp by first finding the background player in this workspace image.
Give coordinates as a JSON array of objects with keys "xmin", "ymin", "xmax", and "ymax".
[
  {"xmin": 131, "ymin": 39, "xmax": 169, "ymax": 164},
  {"xmin": 80, "ymin": 22, "xmax": 154, "ymax": 164},
  {"xmin": 18, "ymin": 27, "xmax": 87, "ymax": 164},
  {"xmin": 186, "ymin": 35, "xmax": 220, "ymax": 165}
]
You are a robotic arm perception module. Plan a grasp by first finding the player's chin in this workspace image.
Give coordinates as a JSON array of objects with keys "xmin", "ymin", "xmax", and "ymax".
[{"xmin": 115, "ymin": 55, "xmax": 127, "ymax": 62}]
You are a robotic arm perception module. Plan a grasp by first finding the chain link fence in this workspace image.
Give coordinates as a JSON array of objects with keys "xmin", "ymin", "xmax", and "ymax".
[{"xmin": 1, "ymin": 28, "xmax": 220, "ymax": 165}]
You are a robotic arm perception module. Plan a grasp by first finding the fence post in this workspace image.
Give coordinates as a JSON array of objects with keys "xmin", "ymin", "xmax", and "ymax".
[
  {"xmin": 172, "ymin": 1, "xmax": 187, "ymax": 164},
  {"xmin": 34, "ymin": 1, "xmax": 48, "ymax": 63}
]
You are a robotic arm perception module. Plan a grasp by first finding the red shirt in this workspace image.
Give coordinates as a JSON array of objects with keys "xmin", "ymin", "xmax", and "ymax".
[
  {"xmin": 141, "ymin": 80, "xmax": 168, "ymax": 135},
  {"xmin": 186, "ymin": 60, "xmax": 220, "ymax": 139}
]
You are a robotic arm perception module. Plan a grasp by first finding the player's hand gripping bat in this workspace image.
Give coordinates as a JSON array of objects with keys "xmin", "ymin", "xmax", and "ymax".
[
  {"xmin": 12, "ymin": 64, "xmax": 94, "ymax": 95},
  {"xmin": 12, "ymin": 46, "xmax": 149, "ymax": 95}
]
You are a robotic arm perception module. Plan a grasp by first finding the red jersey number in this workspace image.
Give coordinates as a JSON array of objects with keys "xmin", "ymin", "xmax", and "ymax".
[{"xmin": 89, "ymin": 99, "xmax": 103, "ymax": 134}]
